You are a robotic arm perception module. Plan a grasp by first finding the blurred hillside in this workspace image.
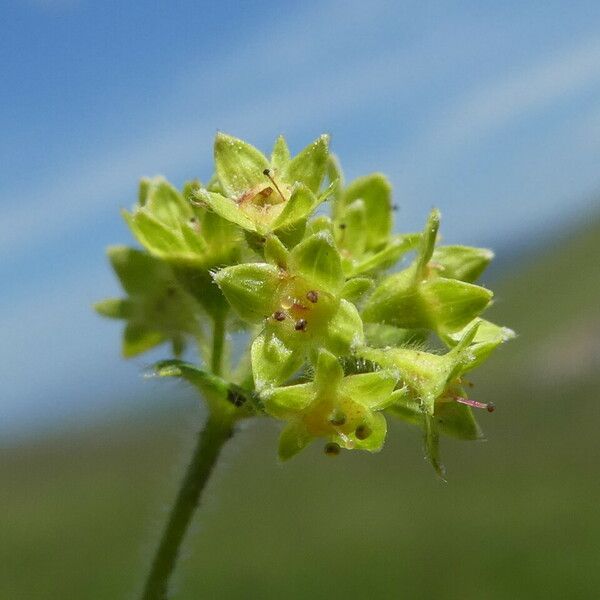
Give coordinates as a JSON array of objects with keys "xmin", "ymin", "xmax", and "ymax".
[{"xmin": 2, "ymin": 214, "xmax": 599, "ymax": 600}]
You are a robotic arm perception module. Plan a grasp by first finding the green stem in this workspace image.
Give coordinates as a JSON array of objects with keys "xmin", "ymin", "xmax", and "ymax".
[
  {"xmin": 211, "ymin": 316, "xmax": 226, "ymax": 377},
  {"xmin": 141, "ymin": 413, "xmax": 234, "ymax": 600}
]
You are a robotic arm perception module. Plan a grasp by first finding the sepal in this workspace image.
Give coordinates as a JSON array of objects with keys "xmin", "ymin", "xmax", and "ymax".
[
  {"xmin": 213, "ymin": 263, "xmax": 280, "ymax": 324},
  {"xmin": 432, "ymin": 246, "xmax": 494, "ymax": 283},
  {"xmin": 282, "ymin": 134, "xmax": 329, "ymax": 193},
  {"xmin": 214, "ymin": 132, "xmax": 270, "ymax": 198},
  {"xmin": 289, "ymin": 231, "xmax": 344, "ymax": 294}
]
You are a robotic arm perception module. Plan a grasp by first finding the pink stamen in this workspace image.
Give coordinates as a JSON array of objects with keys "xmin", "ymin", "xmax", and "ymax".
[{"xmin": 454, "ymin": 397, "xmax": 495, "ymax": 413}]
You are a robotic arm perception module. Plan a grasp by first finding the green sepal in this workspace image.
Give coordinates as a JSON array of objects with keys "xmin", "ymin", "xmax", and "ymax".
[
  {"xmin": 339, "ymin": 370, "xmax": 397, "ymax": 410},
  {"xmin": 416, "ymin": 209, "xmax": 441, "ymax": 279},
  {"xmin": 278, "ymin": 421, "xmax": 313, "ymax": 461},
  {"xmin": 387, "ymin": 387, "xmax": 422, "ymax": 427},
  {"xmin": 97, "ymin": 246, "xmax": 203, "ymax": 357},
  {"xmin": 123, "ymin": 209, "xmax": 189, "ymax": 256},
  {"xmin": 213, "ymin": 263, "xmax": 280, "ymax": 324},
  {"xmin": 263, "ymin": 235, "xmax": 289, "ymax": 269},
  {"xmin": 422, "ymin": 278, "xmax": 493, "ymax": 333},
  {"xmin": 434, "ymin": 400, "xmax": 483, "ymax": 440},
  {"xmin": 341, "ymin": 277, "xmax": 374, "ymax": 302},
  {"xmin": 106, "ymin": 245, "xmax": 165, "ymax": 294},
  {"xmin": 432, "ymin": 246, "xmax": 494, "ymax": 283},
  {"xmin": 348, "ymin": 233, "xmax": 421, "ymax": 277},
  {"xmin": 327, "ymin": 153, "xmax": 344, "ymax": 214},
  {"xmin": 123, "ymin": 323, "xmax": 164, "ymax": 357},
  {"xmin": 363, "ymin": 266, "xmax": 492, "ymax": 333},
  {"xmin": 181, "ymin": 179, "xmax": 202, "ymax": 203},
  {"xmin": 283, "ymin": 134, "xmax": 329, "ymax": 193},
  {"xmin": 314, "ymin": 349, "xmax": 344, "ymax": 394},
  {"xmin": 93, "ymin": 298, "xmax": 134, "ymax": 319},
  {"xmin": 251, "ymin": 329, "xmax": 304, "ymax": 390},
  {"xmin": 200, "ymin": 209, "xmax": 243, "ymax": 254},
  {"xmin": 336, "ymin": 199, "xmax": 367, "ymax": 259},
  {"xmin": 442, "ymin": 318, "xmax": 515, "ymax": 370},
  {"xmin": 214, "ymin": 132, "xmax": 270, "ymax": 198},
  {"xmin": 142, "ymin": 177, "xmax": 193, "ymax": 229},
  {"xmin": 138, "ymin": 177, "xmax": 151, "ymax": 205},
  {"xmin": 193, "ymin": 189, "xmax": 257, "ymax": 232},
  {"xmin": 271, "ymin": 183, "xmax": 321, "ymax": 230},
  {"xmin": 289, "ymin": 231, "xmax": 344, "ymax": 294},
  {"xmin": 263, "ymin": 382, "xmax": 314, "ymax": 420},
  {"xmin": 341, "ymin": 173, "xmax": 393, "ymax": 250},
  {"xmin": 323, "ymin": 299, "xmax": 364, "ymax": 355},
  {"xmin": 306, "ymin": 215, "xmax": 334, "ymax": 237},
  {"xmin": 424, "ymin": 413, "xmax": 446, "ymax": 480},
  {"xmin": 271, "ymin": 135, "xmax": 291, "ymax": 171}
]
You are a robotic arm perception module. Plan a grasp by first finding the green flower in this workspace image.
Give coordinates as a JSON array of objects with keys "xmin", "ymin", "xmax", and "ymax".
[
  {"xmin": 122, "ymin": 176, "xmax": 243, "ymax": 317},
  {"xmin": 363, "ymin": 209, "xmax": 494, "ymax": 335},
  {"xmin": 262, "ymin": 350, "xmax": 397, "ymax": 459},
  {"xmin": 194, "ymin": 133, "xmax": 335, "ymax": 238},
  {"xmin": 360, "ymin": 323, "xmax": 494, "ymax": 477},
  {"xmin": 214, "ymin": 230, "xmax": 364, "ymax": 388},
  {"xmin": 123, "ymin": 176, "xmax": 241, "ymax": 268},
  {"xmin": 327, "ymin": 161, "xmax": 421, "ymax": 276},
  {"xmin": 97, "ymin": 131, "xmax": 515, "ymax": 478},
  {"xmin": 94, "ymin": 246, "xmax": 202, "ymax": 357}
]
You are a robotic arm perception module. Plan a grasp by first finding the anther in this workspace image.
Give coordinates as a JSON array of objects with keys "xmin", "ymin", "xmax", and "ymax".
[
  {"xmin": 486, "ymin": 402, "xmax": 496, "ymax": 413},
  {"xmin": 329, "ymin": 409, "xmax": 346, "ymax": 426},
  {"xmin": 262, "ymin": 168, "xmax": 286, "ymax": 201},
  {"xmin": 306, "ymin": 290, "xmax": 319, "ymax": 303},
  {"xmin": 294, "ymin": 318, "xmax": 307, "ymax": 331},
  {"xmin": 324, "ymin": 442, "xmax": 341, "ymax": 456},
  {"xmin": 272, "ymin": 310, "xmax": 286, "ymax": 321},
  {"xmin": 339, "ymin": 223, "xmax": 347, "ymax": 230},
  {"xmin": 355, "ymin": 424, "xmax": 372, "ymax": 440}
]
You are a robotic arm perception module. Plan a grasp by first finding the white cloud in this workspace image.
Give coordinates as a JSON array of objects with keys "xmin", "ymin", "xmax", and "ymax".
[{"xmin": 417, "ymin": 36, "xmax": 600, "ymax": 152}]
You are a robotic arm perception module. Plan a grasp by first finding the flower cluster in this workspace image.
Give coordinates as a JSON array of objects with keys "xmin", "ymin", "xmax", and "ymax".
[{"xmin": 96, "ymin": 132, "xmax": 513, "ymax": 476}]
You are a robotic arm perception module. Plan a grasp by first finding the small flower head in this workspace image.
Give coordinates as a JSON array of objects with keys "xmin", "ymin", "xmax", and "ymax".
[
  {"xmin": 97, "ymin": 131, "xmax": 514, "ymax": 476},
  {"xmin": 263, "ymin": 350, "xmax": 397, "ymax": 460}
]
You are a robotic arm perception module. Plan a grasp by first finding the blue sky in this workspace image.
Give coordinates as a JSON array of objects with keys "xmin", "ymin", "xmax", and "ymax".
[{"xmin": 2, "ymin": 1, "xmax": 600, "ymax": 438}]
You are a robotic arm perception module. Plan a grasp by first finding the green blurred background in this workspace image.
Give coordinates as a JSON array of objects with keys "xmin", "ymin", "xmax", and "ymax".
[{"xmin": 3, "ymin": 2, "xmax": 600, "ymax": 598}]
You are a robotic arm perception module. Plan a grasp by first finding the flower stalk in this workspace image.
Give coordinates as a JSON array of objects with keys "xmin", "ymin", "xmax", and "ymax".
[{"xmin": 141, "ymin": 412, "xmax": 234, "ymax": 600}]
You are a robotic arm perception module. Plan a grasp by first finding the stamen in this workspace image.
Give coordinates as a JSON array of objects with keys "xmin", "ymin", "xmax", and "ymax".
[
  {"xmin": 262, "ymin": 169, "xmax": 286, "ymax": 201},
  {"xmin": 306, "ymin": 290, "xmax": 319, "ymax": 303},
  {"xmin": 454, "ymin": 397, "xmax": 495, "ymax": 412},
  {"xmin": 329, "ymin": 409, "xmax": 346, "ymax": 426},
  {"xmin": 272, "ymin": 310, "xmax": 286, "ymax": 321},
  {"xmin": 355, "ymin": 423, "xmax": 372, "ymax": 440}
]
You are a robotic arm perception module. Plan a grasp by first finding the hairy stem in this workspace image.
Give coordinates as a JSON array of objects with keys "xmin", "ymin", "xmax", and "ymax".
[{"xmin": 141, "ymin": 412, "xmax": 234, "ymax": 599}]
